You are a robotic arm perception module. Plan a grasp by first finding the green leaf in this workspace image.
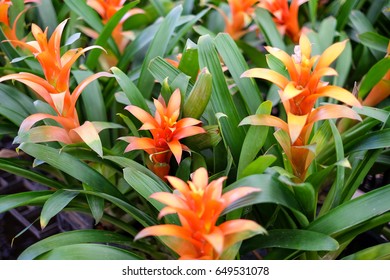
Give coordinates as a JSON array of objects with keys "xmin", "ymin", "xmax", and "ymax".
[
  {"xmin": 0, "ymin": 84, "xmax": 35, "ymax": 125},
  {"xmin": 215, "ymin": 33, "xmax": 263, "ymax": 114},
  {"xmin": 308, "ymin": 185, "xmax": 390, "ymax": 237},
  {"xmin": 318, "ymin": 17, "xmax": 337, "ymax": 52},
  {"xmin": 137, "ymin": 5, "xmax": 183, "ymax": 99},
  {"xmin": 64, "ymin": 32, "xmax": 81, "ymax": 46},
  {"xmin": 334, "ymin": 32, "xmax": 352, "ymax": 87},
  {"xmin": 0, "ymin": 191, "xmax": 52, "ymax": 214},
  {"xmin": 337, "ymin": 0, "xmax": 359, "ymax": 30},
  {"xmin": 358, "ymin": 57, "xmax": 390, "ymax": 99},
  {"xmin": 319, "ymin": 121, "xmax": 346, "ymax": 215},
  {"xmin": 241, "ymin": 229, "xmax": 339, "ymax": 253},
  {"xmin": 353, "ymin": 106, "xmax": 390, "ymax": 123},
  {"xmin": 0, "ymin": 28, "xmax": 29, "ymax": 69},
  {"xmin": 342, "ymin": 242, "xmax": 390, "ymax": 260},
  {"xmin": 349, "ymin": 10, "xmax": 375, "ymax": 34},
  {"xmin": 238, "ymin": 101, "xmax": 272, "ymax": 178},
  {"xmin": 111, "ymin": 67, "xmax": 150, "ymax": 113},
  {"xmin": 148, "ymin": 56, "xmax": 194, "ymax": 97},
  {"xmin": 83, "ymin": 183, "xmax": 104, "ymax": 224},
  {"xmin": 72, "ymin": 70, "xmax": 108, "ymax": 122},
  {"xmin": 347, "ymin": 128, "xmax": 390, "ymax": 153},
  {"xmin": 223, "ymin": 174, "xmax": 309, "ymax": 227},
  {"xmin": 18, "ymin": 143, "xmax": 125, "ymax": 200},
  {"xmin": 123, "ymin": 167, "xmax": 170, "ymax": 211},
  {"xmin": 40, "ymin": 190, "xmax": 79, "ymax": 229},
  {"xmin": 183, "ymin": 68, "xmax": 212, "ymax": 119},
  {"xmin": 18, "ymin": 230, "xmax": 133, "ymax": 260},
  {"xmin": 341, "ymin": 149, "xmax": 382, "ymax": 203},
  {"xmin": 72, "ymin": 188, "xmax": 157, "ymax": 227},
  {"xmin": 359, "ymin": 32, "xmax": 390, "ymax": 53},
  {"xmin": 253, "ymin": 7, "xmax": 285, "ymax": 50},
  {"xmin": 198, "ymin": 34, "xmax": 246, "ymax": 162},
  {"xmin": 0, "ymin": 158, "xmax": 66, "ymax": 189},
  {"xmin": 123, "ymin": 167, "xmax": 179, "ymax": 225},
  {"xmin": 36, "ymin": 243, "xmax": 142, "ymax": 260},
  {"xmin": 104, "ymin": 155, "xmax": 168, "ymax": 186},
  {"xmin": 118, "ymin": 20, "xmax": 161, "ymax": 70},
  {"xmin": 36, "ymin": 0, "xmax": 58, "ymax": 36},
  {"xmin": 241, "ymin": 155, "xmax": 276, "ymax": 178},
  {"xmin": 308, "ymin": 0, "xmax": 318, "ymax": 27},
  {"xmin": 177, "ymin": 39, "xmax": 199, "ymax": 82}
]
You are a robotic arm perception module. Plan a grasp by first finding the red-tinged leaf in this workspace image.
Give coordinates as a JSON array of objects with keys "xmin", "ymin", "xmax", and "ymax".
[
  {"xmin": 18, "ymin": 113, "xmax": 75, "ymax": 132},
  {"xmin": 240, "ymin": 114, "xmax": 288, "ymax": 132},
  {"xmin": 308, "ymin": 104, "xmax": 362, "ymax": 124},
  {"xmin": 90, "ymin": 121, "xmax": 123, "ymax": 133},
  {"xmin": 222, "ymin": 187, "xmax": 261, "ymax": 207},
  {"xmin": 71, "ymin": 121, "xmax": 102, "ymax": 156},
  {"xmin": 241, "ymin": 68, "xmax": 289, "ymax": 89},
  {"xmin": 14, "ymin": 126, "xmax": 73, "ymax": 144},
  {"xmin": 221, "ymin": 219, "xmax": 266, "ymax": 252}
]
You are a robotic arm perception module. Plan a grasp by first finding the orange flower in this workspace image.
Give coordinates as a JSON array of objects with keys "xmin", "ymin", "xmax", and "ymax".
[
  {"xmin": 135, "ymin": 167, "xmax": 265, "ymax": 259},
  {"xmin": 0, "ymin": 0, "xmax": 40, "ymax": 41},
  {"xmin": 0, "ymin": 20, "xmax": 113, "ymax": 156},
  {"xmin": 217, "ymin": 0, "xmax": 259, "ymax": 40},
  {"xmin": 120, "ymin": 89, "xmax": 205, "ymax": 179},
  {"xmin": 85, "ymin": 0, "xmax": 143, "ymax": 53},
  {"xmin": 362, "ymin": 43, "xmax": 390, "ymax": 107},
  {"xmin": 258, "ymin": 0, "xmax": 307, "ymax": 43},
  {"xmin": 241, "ymin": 34, "xmax": 362, "ymax": 180}
]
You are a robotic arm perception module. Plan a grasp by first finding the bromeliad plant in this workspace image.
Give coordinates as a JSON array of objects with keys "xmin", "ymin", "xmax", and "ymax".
[
  {"xmin": 0, "ymin": 19, "xmax": 119, "ymax": 156},
  {"xmin": 135, "ymin": 167, "xmax": 265, "ymax": 259},
  {"xmin": 241, "ymin": 34, "xmax": 362, "ymax": 181},
  {"xmin": 120, "ymin": 89, "xmax": 206, "ymax": 179},
  {"xmin": 0, "ymin": 0, "xmax": 389, "ymax": 261}
]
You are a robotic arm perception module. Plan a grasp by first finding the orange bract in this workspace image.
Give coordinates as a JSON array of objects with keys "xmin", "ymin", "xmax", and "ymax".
[
  {"xmin": 258, "ymin": 0, "xmax": 307, "ymax": 43},
  {"xmin": 121, "ymin": 89, "xmax": 206, "ymax": 179},
  {"xmin": 241, "ymin": 34, "xmax": 362, "ymax": 180},
  {"xmin": 0, "ymin": 0, "xmax": 40, "ymax": 42},
  {"xmin": 135, "ymin": 167, "xmax": 265, "ymax": 259},
  {"xmin": 0, "ymin": 20, "xmax": 112, "ymax": 156},
  {"xmin": 86, "ymin": 0, "xmax": 143, "ymax": 53},
  {"xmin": 218, "ymin": 0, "xmax": 259, "ymax": 40}
]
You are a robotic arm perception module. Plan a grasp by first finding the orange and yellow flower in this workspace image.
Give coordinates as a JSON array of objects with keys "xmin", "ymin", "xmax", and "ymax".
[
  {"xmin": 241, "ymin": 34, "xmax": 362, "ymax": 180},
  {"xmin": 135, "ymin": 167, "xmax": 265, "ymax": 259},
  {"xmin": 258, "ymin": 0, "xmax": 307, "ymax": 43},
  {"xmin": 121, "ymin": 89, "xmax": 206, "ymax": 179},
  {"xmin": 0, "ymin": 0, "xmax": 40, "ymax": 41},
  {"xmin": 0, "ymin": 20, "xmax": 114, "ymax": 156}
]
